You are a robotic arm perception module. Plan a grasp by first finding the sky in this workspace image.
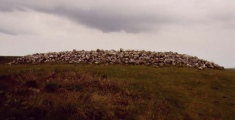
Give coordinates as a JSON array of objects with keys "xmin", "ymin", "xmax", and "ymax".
[{"xmin": 0, "ymin": 0, "xmax": 234, "ymax": 68}]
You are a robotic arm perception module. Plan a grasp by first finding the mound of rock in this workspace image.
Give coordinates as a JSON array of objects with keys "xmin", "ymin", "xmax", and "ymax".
[{"xmin": 9, "ymin": 49, "xmax": 224, "ymax": 70}]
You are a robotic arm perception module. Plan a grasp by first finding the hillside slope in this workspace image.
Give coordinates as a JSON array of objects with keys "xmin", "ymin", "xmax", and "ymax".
[{"xmin": 0, "ymin": 57, "xmax": 234, "ymax": 120}]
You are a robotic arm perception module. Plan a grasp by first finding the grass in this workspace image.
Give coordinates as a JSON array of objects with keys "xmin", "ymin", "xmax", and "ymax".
[{"xmin": 0, "ymin": 57, "xmax": 234, "ymax": 120}]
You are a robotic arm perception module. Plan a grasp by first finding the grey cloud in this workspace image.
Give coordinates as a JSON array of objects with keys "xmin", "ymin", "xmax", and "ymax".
[
  {"xmin": 0, "ymin": 0, "xmax": 235, "ymax": 33},
  {"xmin": 40, "ymin": 7, "xmax": 171, "ymax": 33},
  {"xmin": 208, "ymin": 11, "xmax": 235, "ymax": 30},
  {"xmin": 0, "ymin": 5, "xmax": 25, "ymax": 12},
  {"xmin": 0, "ymin": 28, "xmax": 17, "ymax": 35},
  {"xmin": 0, "ymin": 0, "xmax": 173, "ymax": 33},
  {"xmin": 0, "ymin": 0, "xmax": 25, "ymax": 11}
]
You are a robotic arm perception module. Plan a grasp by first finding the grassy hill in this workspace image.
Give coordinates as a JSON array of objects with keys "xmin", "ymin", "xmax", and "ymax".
[
  {"xmin": 0, "ymin": 57, "xmax": 234, "ymax": 120},
  {"xmin": 0, "ymin": 56, "xmax": 20, "ymax": 64}
]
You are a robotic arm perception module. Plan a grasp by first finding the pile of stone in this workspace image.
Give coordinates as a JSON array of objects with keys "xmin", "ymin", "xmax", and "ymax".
[{"xmin": 9, "ymin": 49, "xmax": 224, "ymax": 70}]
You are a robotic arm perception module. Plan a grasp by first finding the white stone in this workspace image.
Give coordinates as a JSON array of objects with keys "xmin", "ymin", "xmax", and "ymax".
[{"xmin": 8, "ymin": 49, "xmax": 224, "ymax": 70}]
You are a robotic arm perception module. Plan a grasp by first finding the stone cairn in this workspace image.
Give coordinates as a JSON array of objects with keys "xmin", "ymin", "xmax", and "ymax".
[{"xmin": 9, "ymin": 49, "xmax": 224, "ymax": 70}]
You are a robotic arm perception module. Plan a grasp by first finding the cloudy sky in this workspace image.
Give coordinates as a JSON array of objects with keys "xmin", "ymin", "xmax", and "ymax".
[{"xmin": 0, "ymin": 0, "xmax": 234, "ymax": 68}]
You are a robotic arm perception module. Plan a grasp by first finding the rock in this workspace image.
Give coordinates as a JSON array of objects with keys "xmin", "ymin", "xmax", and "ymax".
[
  {"xmin": 8, "ymin": 49, "xmax": 224, "ymax": 70},
  {"xmin": 145, "ymin": 57, "xmax": 150, "ymax": 60},
  {"xmin": 198, "ymin": 67, "xmax": 203, "ymax": 70},
  {"xmin": 124, "ymin": 54, "xmax": 129, "ymax": 58},
  {"xmin": 120, "ymin": 48, "xmax": 124, "ymax": 52},
  {"xmin": 107, "ymin": 51, "xmax": 116, "ymax": 56},
  {"xmin": 96, "ymin": 49, "xmax": 101, "ymax": 52},
  {"xmin": 28, "ymin": 88, "xmax": 40, "ymax": 93},
  {"xmin": 129, "ymin": 59, "xmax": 135, "ymax": 64},
  {"xmin": 202, "ymin": 64, "xmax": 207, "ymax": 68},
  {"xmin": 159, "ymin": 63, "xmax": 164, "ymax": 66},
  {"xmin": 49, "ymin": 55, "xmax": 54, "ymax": 58}
]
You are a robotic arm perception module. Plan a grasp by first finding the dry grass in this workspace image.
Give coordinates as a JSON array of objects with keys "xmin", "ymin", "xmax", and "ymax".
[{"xmin": 0, "ymin": 57, "xmax": 234, "ymax": 120}]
